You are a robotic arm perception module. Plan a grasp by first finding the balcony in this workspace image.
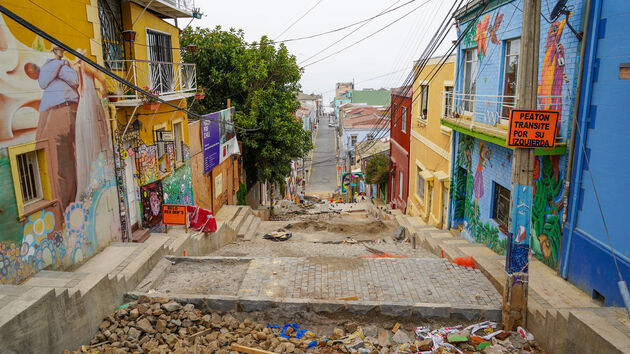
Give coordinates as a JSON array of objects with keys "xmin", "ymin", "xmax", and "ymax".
[
  {"xmin": 133, "ymin": 0, "xmax": 196, "ymax": 18},
  {"xmin": 105, "ymin": 60, "xmax": 196, "ymax": 107},
  {"xmin": 440, "ymin": 92, "xmax": 568, "ymax": 152}
]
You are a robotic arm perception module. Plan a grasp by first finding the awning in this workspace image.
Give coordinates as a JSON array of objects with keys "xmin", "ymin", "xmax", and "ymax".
[{"xmin": 433, "ymin": 170, "xmax": 450, "ymax": 182}]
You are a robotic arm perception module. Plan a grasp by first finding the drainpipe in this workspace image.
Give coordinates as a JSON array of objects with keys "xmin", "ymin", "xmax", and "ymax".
[{"xmin": 559, "ymin": 0, "xmax": 594, "ymax": 277}]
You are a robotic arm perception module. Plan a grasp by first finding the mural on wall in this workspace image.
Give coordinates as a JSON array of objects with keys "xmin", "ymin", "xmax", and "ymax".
[
  {"xmin": 538, "ymin": 17, "xmax": 567, "ymax": 111},
  {"xmin": 141, "ymin": 180, "xmax": 163, "ymax": 228},
  {"xmin": 162, "ymin": 146, "xmax": 194, "ymax": 206},
  {"xmin": 453, "ymin": 135, "xmax": 507, "ymax": 255},
  {"xmin": 530, "ymin": 155, "xmax": 563, "ymax": 269},
  {"xmin": 136, "ymin": 144, "xmax": 159, "ymax": 186},
  {"xmin": 0, "ymin": 15, "xmax": 121, "ymax": 284},
  {"xmin": 463, "ymin": 11, "xmax": 503, "ymax": 60}
]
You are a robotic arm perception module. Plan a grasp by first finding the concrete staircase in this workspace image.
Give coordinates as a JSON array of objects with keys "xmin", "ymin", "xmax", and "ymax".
[
  {"xmin": 0, "ymin": 204, "xmax": 255, "ymax": 353},
  {"xmin": 391, "ymin": 212, "xmax": 630, "ymax": 354}
]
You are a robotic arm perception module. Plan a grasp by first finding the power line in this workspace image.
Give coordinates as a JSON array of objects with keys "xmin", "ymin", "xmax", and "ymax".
[
  {"xmin": 301, "ymin": 0, "xmax": 434, "ymax": 68},
  {"xmin": 298, "ymin": 0, "xmax": 403, "ymax": 65},
  {"xmin": 274, "ymin": 0, "xmax": 324, "ymax": 40},
  {"xmin": 0, "ymin": 4, "xmax": 259, "ymax": 131}
]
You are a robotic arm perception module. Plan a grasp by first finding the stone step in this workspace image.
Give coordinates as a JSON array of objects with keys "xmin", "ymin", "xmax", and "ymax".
[
  {"xmin": 243, "ymin": 218, "xmax": 261, "ymax": 241},
  {"xmin": 237, "ymin": 214, "xmax": 255, "ymax": 238}
]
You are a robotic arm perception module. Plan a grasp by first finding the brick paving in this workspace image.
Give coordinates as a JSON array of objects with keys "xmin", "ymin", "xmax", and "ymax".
[{"xmin": 238, "ymin": 257, "xmax": 501, "ymax": 307}]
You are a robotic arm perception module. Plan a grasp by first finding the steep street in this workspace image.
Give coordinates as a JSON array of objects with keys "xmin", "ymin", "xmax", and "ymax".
[{"xmin": 306, "ymin": 117, "xmax": 338, "ymax": 195}]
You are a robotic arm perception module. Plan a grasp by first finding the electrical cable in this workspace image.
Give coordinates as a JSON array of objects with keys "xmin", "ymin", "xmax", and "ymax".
[
  {"xmin": 0, "ymin": 3, "xmax": 260, "ymax": 131},
  {"xmin": 274, "ymin": 0, "xmax": 324, "ymax": 40},
  {"xmin": 298, "ymin": 0, "xmax": 403, "ymax": 65},
  {"xmin": 301, "ymin": 0, "xmax": 434, "ymax": 68}
]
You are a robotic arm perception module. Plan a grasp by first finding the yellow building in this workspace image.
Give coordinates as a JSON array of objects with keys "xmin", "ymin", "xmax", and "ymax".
[
  {"xmin": 104, "ymin": 1, "xmax": 197, "ymax": 240},
  {"xmin": 407, "ymin": 55, "xmax": 455, "ymax": 228}
]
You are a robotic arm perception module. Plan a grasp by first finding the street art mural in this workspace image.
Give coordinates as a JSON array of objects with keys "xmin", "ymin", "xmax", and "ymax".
[
  {"xmin": 453, "ymin": 135, "xmax": 507, "ymax": 255},
  {"xmin": 136, "ymin": 144, "xmax": 159, "ymax": 186},
  {"xmin": 162, "ymin": 146, "xmax": 194, "ymax": 206},
  {"xmin": 538, "ymin": 16, "xmax": 568, "ymax": 111},
  {"xmin": 530, "ymin": 155, "xmax": 564, "ymax": 269},
  {"xmin": 141, "ymin": 180, "xmax": 163, "ymax": 228},
  {"xmin": 0, "ymin": 15, "xmax": 122, "ymax": 284},
  {"xmin": 463, "ymin": 11, "xmax": 503, "ymax": 60}
]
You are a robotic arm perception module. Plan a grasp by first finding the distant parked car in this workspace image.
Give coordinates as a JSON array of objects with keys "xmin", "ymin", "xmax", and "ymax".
[{"xmin": 328, "ymin": 122, "xmax": 334, "ymax": 127}]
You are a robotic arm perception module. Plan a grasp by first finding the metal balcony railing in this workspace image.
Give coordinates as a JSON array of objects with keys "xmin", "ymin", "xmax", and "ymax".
[
  {"xmin": 161, "ymin": 0, "xmax": 195, "ymax": 13},
  {"xmin": 441, "ymin": 91, "xmax": 568, "ymax": 142},
  {"xmin": 106, "ymin": 59, "xmax": 196, "ymax": 103}
]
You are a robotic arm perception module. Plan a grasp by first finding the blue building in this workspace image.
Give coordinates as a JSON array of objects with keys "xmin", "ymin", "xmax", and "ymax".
[
  {"xmin": 561, "ymin": 0, "xmax": 630, "ymax": 306},
  {"xmin": 443, "ymin": 0, "xmax": 585, "ymax": 270}
]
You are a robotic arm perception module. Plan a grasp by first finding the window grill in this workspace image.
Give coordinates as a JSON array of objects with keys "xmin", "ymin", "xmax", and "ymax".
[
  {"xmin": 17, "ymin": 151, "xmax": 42, "ymax": 204},
  {"xmin": 98, "ymin": 0, "xmax": 125, "ymax": 70},
  {"xmin": 147, "ymin": 30, "xmax": 174, "ymax": 93}
]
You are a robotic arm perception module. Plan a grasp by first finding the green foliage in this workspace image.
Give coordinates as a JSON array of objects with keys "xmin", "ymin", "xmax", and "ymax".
[
  {"xmin": 236, "ymin": 182, "xmax": 247, "ymax": 205},
  {"xmin": 453, "ymin": 167, "xmax": 468, "ymax": 220},
  {"xmin": 530, "ymin": 156, "xmax": 563, "ymax": 269},
  {"xmin": 364, "ymin": 154, "xmax": 389, "ymax": 188},
  {"xmin": 457, "ymin": 135, "xmax": 474, "ymax": 171},
  {"xmin": 181, "ymin": 27, "xmax": 312, "ymax": 187}
]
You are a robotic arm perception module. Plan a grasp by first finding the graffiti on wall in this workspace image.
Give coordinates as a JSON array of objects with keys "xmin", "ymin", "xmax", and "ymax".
[
  {"xmin": 453, "ymin": 135, "xmax": 507, "ymax": 255},
  {"xmin": 162, "ymin": 146, "xmax": 194, "ymax": 206},
  {"xmin": 0, "ymin": 15, "xmax": 121, "ymax": 284},
  {"xmin": 136, "ymin": 144, "xmax": 159, "ymax": 186},
  {"xmin": 141, "ymin": 180, "xmax": 163, "ymax": 228},
  {"xmin": 463, "ymin": 11, "xmax": 503, "ymax": 60},
  {"xmin": 530, "ymin": 155, "xmax": 563, "ymax": 269},
  {"xmin": 538, "ymin": 17, "xmax": 567, "ymax": 111}
]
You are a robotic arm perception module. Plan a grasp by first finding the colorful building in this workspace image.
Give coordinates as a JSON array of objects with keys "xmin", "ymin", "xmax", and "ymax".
[
  {"xmin": 388, "ymin": 86, "xmax": 412, "ymax": 213},
  {"xmin": 560, "ymin": 0, "xmax": 630, "ymax": 306},
  {"xmin": 0, "ymin": 0, "xmax": 136, "ymax": 283},
  {"xmin": 334, "ymin": 82, "xmax": 353, "ymax": 118},
  {"xmin": 444, "ymin": 0, "xmax": 584, "ymax": 267},
  {"xmin": 407, "ymin": 56, "xmax": 455, "ymax": 228},
  {"xmin": 104, "ymin": 1, "xmax": 196, "ymax": 241}
]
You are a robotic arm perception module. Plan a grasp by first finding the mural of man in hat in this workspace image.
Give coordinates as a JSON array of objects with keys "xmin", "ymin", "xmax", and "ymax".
[{"xmin": 36, "ymin": 44, "xmax": 79, "ymax": 212}]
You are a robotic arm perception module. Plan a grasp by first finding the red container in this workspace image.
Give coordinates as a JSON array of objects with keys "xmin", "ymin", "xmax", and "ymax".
[{"xmin": 187, "ymin": 205, "xmax": 217, "ymax": 233}]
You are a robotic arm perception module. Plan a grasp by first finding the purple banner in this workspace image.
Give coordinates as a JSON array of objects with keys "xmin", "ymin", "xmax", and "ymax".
[{"xmin": 202, "ymin": 112, "xmax": 220, "ymax": 174}]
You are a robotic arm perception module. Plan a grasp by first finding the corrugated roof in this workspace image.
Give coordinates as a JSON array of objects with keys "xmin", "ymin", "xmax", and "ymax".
[{"xmin": 351, "ymin": 89, "xmax": 391, "ymax": 106}]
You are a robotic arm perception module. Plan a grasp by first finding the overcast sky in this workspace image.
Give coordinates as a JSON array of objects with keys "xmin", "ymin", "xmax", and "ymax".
[{"xmin": 184, "ymin": 0, "xmax": 458, "ymax": 105}]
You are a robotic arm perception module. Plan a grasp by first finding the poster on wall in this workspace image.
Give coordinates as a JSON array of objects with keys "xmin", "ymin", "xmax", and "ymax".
[
  {"xmin": 218, "ymin": 107, "xmax": 239, "ymax": 163},
  {"xmin": 202, "ymin": 111, "xmax": 220, "ymax": 174},
  {"xmin": 214, "ymin": 173, "xmax": 223, "ymax": 199},
  {"xmin": 141, "ymin": 180, "xmax": 163, "ymax": 228}
]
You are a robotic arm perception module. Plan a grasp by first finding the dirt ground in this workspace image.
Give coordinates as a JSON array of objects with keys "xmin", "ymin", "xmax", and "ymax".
[
  {"xmin": 154, "ymin": 260, "xmax": 249, "ymax": 295},
  {"xmin": 211, "ymin": 212, "xmax": 436, "ymax": 258}
]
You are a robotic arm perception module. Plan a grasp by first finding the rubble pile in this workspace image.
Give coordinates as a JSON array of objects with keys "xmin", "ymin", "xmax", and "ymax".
[{"xmin": 67, "ymin": 298, "xmax": 545, "ymax": 354}]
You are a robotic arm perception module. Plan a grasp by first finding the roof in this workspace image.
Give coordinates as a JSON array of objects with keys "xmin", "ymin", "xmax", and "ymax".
[
  {"xmin": 351, "ymin": 89, "xmax": 391, "ymax": 106},
  {"xmin": 355, "ymin": 138, "xmax": 390, "ymax": 157},
  {"xmin": 344, "ymin": 113, "xmax": 387, "ymax": 129},
  {"xmin": 413, "ymin": 54, "xmax": 456, "ymax": 67},
  {"xmin": 391, "ymin": 86, "xmax": 412, "ymax": 98},
  {"xmin": 298, "ymin": 92, "xmax": 319, "ymax": 100}
]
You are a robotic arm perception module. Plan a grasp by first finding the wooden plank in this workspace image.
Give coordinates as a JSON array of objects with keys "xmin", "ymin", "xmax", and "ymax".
[{"xmin": 230, "ymin": 344, "xmax": 275, "ymax": 354}]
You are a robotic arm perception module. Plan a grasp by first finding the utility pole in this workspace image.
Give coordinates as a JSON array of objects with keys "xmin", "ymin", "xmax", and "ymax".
[{"xmin": 503, "ymin": 0, "xmax": 541, "ymax": 330}]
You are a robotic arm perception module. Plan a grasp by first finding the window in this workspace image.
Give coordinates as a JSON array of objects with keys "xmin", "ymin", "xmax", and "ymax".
[
  {"xmin": 419, "ymin": 85, "xmax": 429, "ymax": 120},
  {"xmin": 492, "ymin": 183, "xmax": 511, "ymax": 230},
  {"xmin": 393, "ymin": 104, "xmax": 398, "ymax": 127},
  {"xmin": 16, "ymin": 151, "xmax": 43, "ymax": 205},
  {"xmin": 444, "ymin": 86, "xmax": 454, "ymax": 117},
  {"xmin": 416, "ymin": 167, "xmax": 425, "ymax": 202},
  {"xmin": 463, "ymin": 49, "xmax": 478, "ymax": 112},
  {"xmin": 146, "ymin": 29, "xmax": 174, "ymax": 93},
  {"xmin": 501, "ymin": 38, "xmax": 520, "ymax": 122},
  {"xmin": 351, "ymin": 135, "xmax": 357, "ymax": 146},
  {"xmin": 401, "ymin": 106, "xmax": 407, "ymax": 133},
  {"xmin": 173, "ymin": 121, "xmax": 183, "ymax": 165},
  {"xmin": 399, "ymin": 171, "xmax": 403, "ymax": 198},
  {"xmin": 154, "ymin": 128, "xmax": 168, "ymax": 174},
  {"xmin": 98, "ymin": 0, "xmax": 124, "ymax": 70}
]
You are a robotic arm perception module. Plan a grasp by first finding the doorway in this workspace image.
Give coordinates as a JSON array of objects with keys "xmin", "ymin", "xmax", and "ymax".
[{"xmin": 123, "ymin": 143, "xmax": 140, "ymax": 230}]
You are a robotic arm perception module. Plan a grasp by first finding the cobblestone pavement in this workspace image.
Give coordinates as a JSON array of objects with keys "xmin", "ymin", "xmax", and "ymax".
[{"xmin": 237, "ymin": 257, "xmax": 501, "ymax": 307}]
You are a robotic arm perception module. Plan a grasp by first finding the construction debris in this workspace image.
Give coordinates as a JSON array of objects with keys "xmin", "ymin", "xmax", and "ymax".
[{"xmin": 66, "ymin": 299, "xmax": 546, "ymax": 354}]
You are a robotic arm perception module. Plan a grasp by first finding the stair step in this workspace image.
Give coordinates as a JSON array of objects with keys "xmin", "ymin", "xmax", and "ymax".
[
  {"xmin": 243, "ymin": 218, "xmax": 261, "ymax": 241},
  {"xmin": 237, "ymin": 215, "xmax": 255, "ymax": 238},
  {"xmin": 131, "ymin": 228, "xmax": 151, "ymax": 243}
]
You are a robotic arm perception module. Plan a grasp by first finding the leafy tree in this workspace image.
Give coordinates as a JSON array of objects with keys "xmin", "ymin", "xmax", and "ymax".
[
  {"xmin": 365, "ymin": 154, "xmax": 389, "ymax": 189},
  {"xmin": 180, "ymin": 26, "xmax": 312, "ymax": 188}
]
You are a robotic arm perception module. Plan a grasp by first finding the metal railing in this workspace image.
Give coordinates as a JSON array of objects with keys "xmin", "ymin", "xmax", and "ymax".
[
  {"xmin": 105, "ymin": 59, "xmax": 196, "ymax": 101},
  {"xmin": 161, "ymin": 0, "xmax": 195, "ymax": 13},
  {"xmin": 442, "ymin": 91, "xmax": 568, "ymax": 126}
]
